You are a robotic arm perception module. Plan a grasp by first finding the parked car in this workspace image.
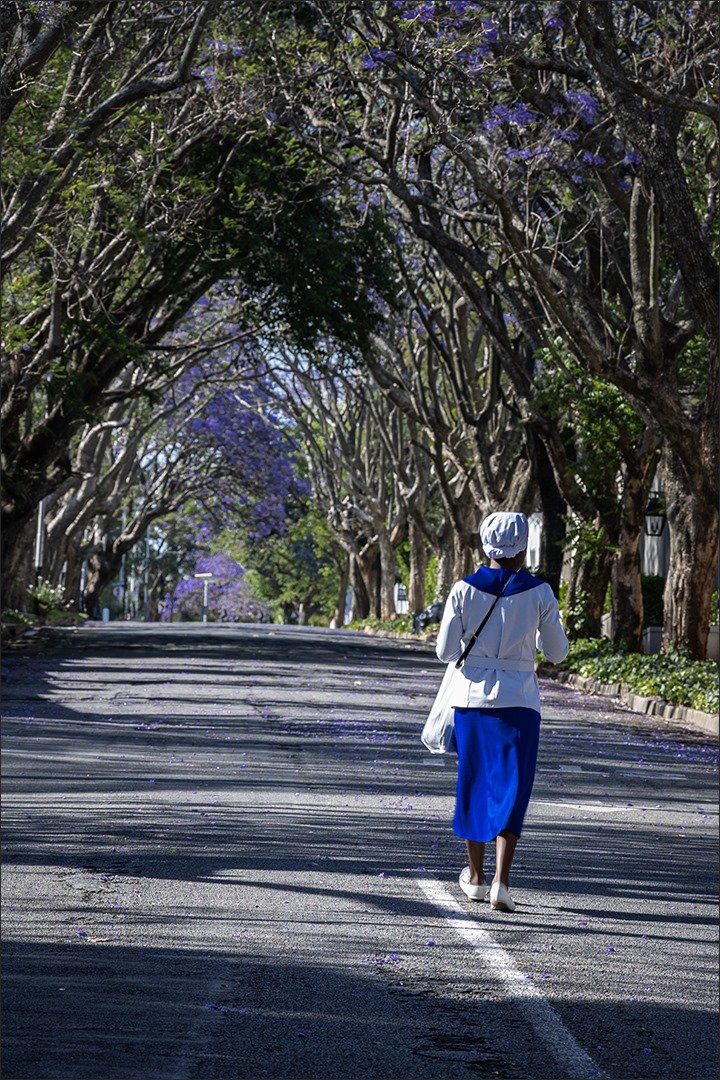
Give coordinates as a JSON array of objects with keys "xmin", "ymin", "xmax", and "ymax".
[{"xmin": 412, "ymin": 601, "xmax": 444, "ymax": 634}]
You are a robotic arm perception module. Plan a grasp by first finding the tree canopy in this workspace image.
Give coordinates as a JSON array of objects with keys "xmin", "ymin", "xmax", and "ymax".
[{"xmin": 2, "ymin": 0, "xmax": 717, "ymax": 657}]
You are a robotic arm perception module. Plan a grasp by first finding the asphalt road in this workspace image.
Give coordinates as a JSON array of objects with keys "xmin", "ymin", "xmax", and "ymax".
[{"xmin": 1, "ymin": 623, "xmax": 718, "ymax": 1080}]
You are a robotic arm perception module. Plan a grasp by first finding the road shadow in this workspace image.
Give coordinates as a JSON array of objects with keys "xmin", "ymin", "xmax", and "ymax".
[{"xmin": 1, "ymin": 937, "xmax": 718, "ymax": 1080}]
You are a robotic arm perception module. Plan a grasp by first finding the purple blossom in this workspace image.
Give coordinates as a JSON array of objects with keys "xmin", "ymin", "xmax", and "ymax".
[
  {"xmin": 624, "ymin": 149, "xmax": 642, "ymax": 165},
  {"xmin": 564, "ymin": 89, "xmax": 601, "ymax": 124},
  {"xmin": 484, "ymin": 102, "xmax": 538, "ymax": 130},
  {"xmin": 481, "ymin": 18, "xmax": 498, "ymax": 42},
  {"xmin": 506, "ymin": 145, "xmax": 554, "ymax": 164},
  {"xmin": 456, "ymin": 45, "xmax": 490, "ymax": 70},
  {"xmin": 34, "ymin": 0, "xmax": 57, "ymax": 24},
  {"xmin": 363, "ymin": 47, "xmax": 397, "ymax": 69},
  {"xmin": 160, "ymin": 553, "xmax": 270, "ymax": 623},
  {"xmin": 399, "ymin": 3, "xmax": 436, "ymax": 21},
  {"xmin": 550, "ymin": 128, "xmax": 579, "ymax": 143}
]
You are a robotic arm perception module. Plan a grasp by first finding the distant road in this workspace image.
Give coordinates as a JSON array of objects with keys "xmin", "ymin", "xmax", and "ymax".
[{"xmin": 2, "ymin": 623, "xmax": 718, "ymax": 1079}]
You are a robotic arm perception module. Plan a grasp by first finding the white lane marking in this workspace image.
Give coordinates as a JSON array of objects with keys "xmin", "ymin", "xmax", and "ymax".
[
  {"xmin": 534, "ymin": 800, "xmax": 703, "ymax": 814},
  {"xmin": 534, "ymin": 800, "xmax": 631, "ymax": 813},
  {"xmin": 416, "ymin": 877, "xmax": 604, "ymax": 1080}
]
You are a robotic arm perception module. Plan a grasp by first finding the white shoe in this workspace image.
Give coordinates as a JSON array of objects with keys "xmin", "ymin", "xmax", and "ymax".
[
  {"xmin": 459, "ymin": 866, "xmax": 489, "ymax": 902},
  {"xmin": 489, "ymin": 881, "xmax": 516, "ymax": 912}
]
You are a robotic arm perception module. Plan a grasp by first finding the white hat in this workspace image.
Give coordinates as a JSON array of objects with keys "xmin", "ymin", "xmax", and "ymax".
[{"xmin": 480, "ymin": 511, "xmax": 529, "ymax": 560}]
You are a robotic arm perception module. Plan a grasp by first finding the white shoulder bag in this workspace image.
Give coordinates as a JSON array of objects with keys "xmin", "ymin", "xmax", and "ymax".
[{"xmin": 421, "ymin": 573, "xmax": 516, "ymax": 754}]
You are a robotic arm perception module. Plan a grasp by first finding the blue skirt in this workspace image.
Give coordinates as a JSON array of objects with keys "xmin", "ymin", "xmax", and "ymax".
[{"xmin": 453, "ymin": 706, "xmax": 541, "ymax": 842}]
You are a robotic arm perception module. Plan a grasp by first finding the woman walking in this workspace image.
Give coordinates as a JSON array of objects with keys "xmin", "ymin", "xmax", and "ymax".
[{"xmin": 436, "ymin": 511, "xmax": 569, "ymax": 912}]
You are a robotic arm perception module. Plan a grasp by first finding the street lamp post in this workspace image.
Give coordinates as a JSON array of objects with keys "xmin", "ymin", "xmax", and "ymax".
[
  {"xmin": 193, "ymin": 572, "xmax": 213, "ymax": 623},
  {"xmin": 33, "ymin": 498, "xmax": 46, "ymax": 585}
]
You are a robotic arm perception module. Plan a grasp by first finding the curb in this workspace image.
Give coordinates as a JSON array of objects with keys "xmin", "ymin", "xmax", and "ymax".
[{"xmin": 537, "ymin": 665, "xmax": 718, "ymax": 738}]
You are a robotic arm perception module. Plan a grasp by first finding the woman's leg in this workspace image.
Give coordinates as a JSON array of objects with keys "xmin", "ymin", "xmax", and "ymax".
[
  {"xmin": 493, "ymin": 830, "xmax": 518, "ymax": 887},
  {"xmin": 465, "ymin": 839, "xmax": 486, "ymax": 884}
]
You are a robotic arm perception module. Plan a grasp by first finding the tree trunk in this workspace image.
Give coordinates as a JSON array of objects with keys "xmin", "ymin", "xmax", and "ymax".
[
  {"xmin": 407, "ymin": 518, "xmax": 427, "ymax": 614},
  {"xmin": 662, "ymin": 448, "xmax": 719, "ymax": 658},
  {"xmin": 534, "ymin": 434, "xmax": 567, "ymax": 597},
  {"xmin": 566, "ymin": 544, "xmax": 613, "ymax": 639},
  {"xmin": 1, "ymin": 519, "xmax": 36, "ymax": 611},
  {"xmin": 329, "ymin": 553, "xmax": 351, "ymax": 628},
  {"xmin": 376, "ymin": 525, "xmax": 397, "ymax": 620},
  {"xmin": 297, "ymin": 601, "xmax": 310, "ymax": 626},
  {"xmin": 349, "ymin": 555, "xmax": 370, "ymax": 620},
  {"xmin": 357, "ymin": 546, "xmax": 381, "ymax": 619},
  {"xmin": 435, "ymin": 523, "xmax": 456, "ymax": 601},
  {"xmin": 453, "ymin": 529, "xmax": 475, "ymax": 581},
  {"xmin": 611, "ymin": 532, "xmax": 644, "ymax": 652},
  {"xmin": 611, "ymin": 438, "xmax": 660, "ymax": 652},
  {"xmin": 84, "ymin": 547, "xmax": 123, "ymax": 619}
]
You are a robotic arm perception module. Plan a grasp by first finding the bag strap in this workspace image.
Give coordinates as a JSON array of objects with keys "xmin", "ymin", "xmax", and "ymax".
[{"xmin": 455, "ymin": 571, "xmax": 517, "ymax": 670}]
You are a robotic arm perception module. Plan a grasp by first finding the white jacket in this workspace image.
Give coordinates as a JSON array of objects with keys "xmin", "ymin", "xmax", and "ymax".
[{"xmin": 435, "ymin": 567, "xmax": 569, "ymax": 712}]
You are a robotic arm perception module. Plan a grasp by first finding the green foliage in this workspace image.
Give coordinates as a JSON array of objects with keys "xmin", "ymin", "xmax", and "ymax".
[
  {"xmin": 558, "ymin": 638, "xmax": 718, "ymax": 715},
  {"xmin": 711, "ymin": 590, "xmax": 719, "ymax": 625},
  {"xmin": 425, "ymin": 554, "xmax": 438, "ymax": 603},
  {"xmin": 2, "ymin": 609, "xmax": 35, "ymax": 626},
  {"xmin": 676, "ymin": 333, "xmax": 711, "ymax": 401},
  {"xmin": 181, "ymin": 131, "xmax": 398, "ymax": 353},
  {"xmin": 45, "ymin": 610, "xmax": 88, "ymax": 625},
  {"xmin": 26, "ymin": 578, "xmax": 66, "ymax": 616},
  {"xmin": 347, "ymin": 614, "xmax": 414, "ymax": 633},
  {"xmin": 533, "ymin": 349, "xmax": 647, "ymax": 530},
  {"xmin": 561, "ymin": 588, "xmax": 597, "ymax": 639},
  {"xmin": 563, "ymin": 518, "xmax": 615, "ymax": 568},
  {"xmin": 216, "ymin": 502, "xmax": 343, "ymax": 621}
]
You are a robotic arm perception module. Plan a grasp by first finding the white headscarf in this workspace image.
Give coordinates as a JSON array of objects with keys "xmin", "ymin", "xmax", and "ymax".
[{"xmin": 480, "ymin": 511, "xmax": 529, "ymax": 560}]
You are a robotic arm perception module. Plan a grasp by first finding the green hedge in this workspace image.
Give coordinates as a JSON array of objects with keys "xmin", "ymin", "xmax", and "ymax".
[
  {"xmin": 347, "ymin": 615, "xmax": 414, "ymax": 633},
  {"xmin": 556, "ymin": 638, "xmax": 718, "ymax": 715}
]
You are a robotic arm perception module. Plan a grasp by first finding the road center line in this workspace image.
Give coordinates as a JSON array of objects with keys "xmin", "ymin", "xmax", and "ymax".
[{"xmin": 415, "ymin": 877, "xmax": 604, "ymax": 1080}]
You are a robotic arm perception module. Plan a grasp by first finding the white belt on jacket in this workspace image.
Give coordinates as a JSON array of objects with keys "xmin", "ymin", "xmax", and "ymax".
[{"xmin": 461, "ymin": 658, "xmax": 536, "ymax": 673}]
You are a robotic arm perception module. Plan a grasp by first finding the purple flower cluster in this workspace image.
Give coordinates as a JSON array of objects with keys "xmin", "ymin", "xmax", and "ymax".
[
  {"xmin": 564, "ymin": 89, "xmax": 601, "ymax": 124},
  {"xmin": 363, "ymin": 47, "xmax": 397, "ymax": 69},
  {"xmin": 484, "ymin": 102, "xmax": 538, "ymax": 130},
  {"xmin": 160, "ymin": 553, "xmax": 271, "ymax": 623}
]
